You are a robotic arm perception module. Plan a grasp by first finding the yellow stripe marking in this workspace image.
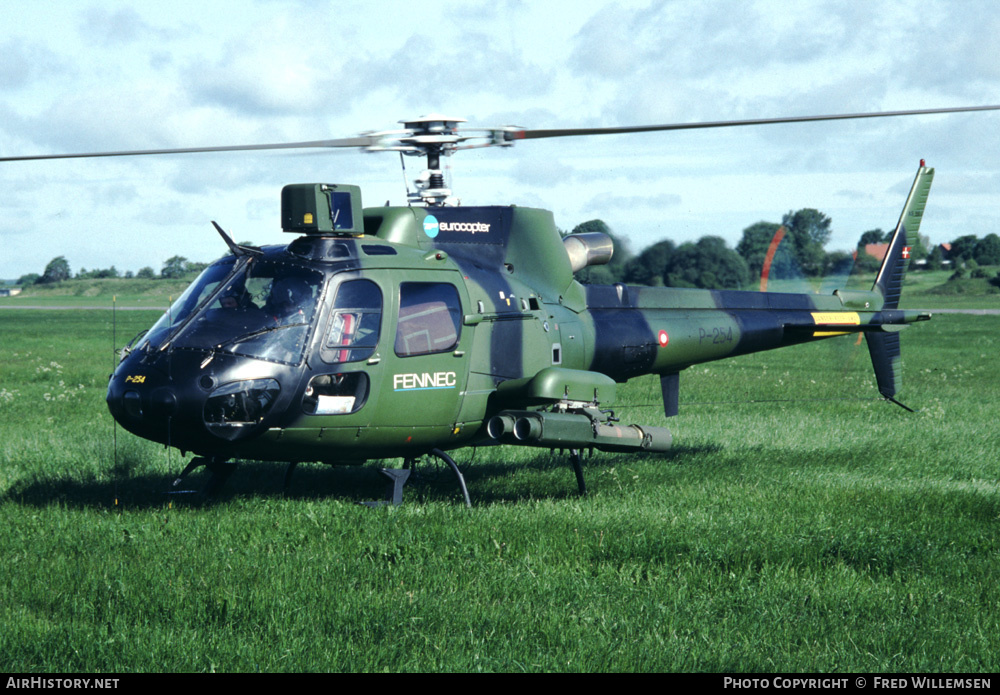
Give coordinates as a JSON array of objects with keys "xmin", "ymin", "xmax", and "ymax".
[
  {"xmin": 811, "ymin": 311, "xmax": 860, "ymax": 325},
  {"xmin": 811, "ymin": 312, "xmax": 860, "ymax": 338}
]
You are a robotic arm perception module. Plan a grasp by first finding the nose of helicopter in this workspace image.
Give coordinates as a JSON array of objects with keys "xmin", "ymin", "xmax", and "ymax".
[
  {"xmin": 118, "ymin": 385, "xmax": 178, "ymax": 417},
  {"xmin": 107, "ymin": 362, "xmax": 283, "ymax": 450},
  {"xmin": 108, "ymin": 374, "xmax": 182, "ymax": 446},
  {"xmin": 107, "ymin": 369, "xmax": 196, "ymax": 446}
]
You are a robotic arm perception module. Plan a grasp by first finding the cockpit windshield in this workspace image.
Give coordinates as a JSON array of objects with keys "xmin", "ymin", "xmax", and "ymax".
[
  {"xmin": 134, "ymin": 257, "xmax": 241, "ymax": 355},
  {"xmin": 136, "ymin": 256, "xmax": 324, "ymax": 365}
]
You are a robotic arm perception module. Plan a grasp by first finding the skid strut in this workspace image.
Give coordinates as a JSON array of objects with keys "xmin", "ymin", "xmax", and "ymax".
[
  {"xmin": 283, "ymin": 461, "xmax": 298, "ymax": 491},
  {"xmin": 361, "ymin": 468, "xmax": 413, "ymax": 508},
  {"xmin": 431, "ymin": 448, "xmax": 472, "ymax": 508},
  {"xmin": 569, "ymin": 449, "xmax": 587, "ymax": 495},
  {"xmin": 170, "ymin": 456, "xmax": 235, "ymax": 498},
  {"xmin": 363, "ymin": 449, "xmax": 471, "ymax": 507}
]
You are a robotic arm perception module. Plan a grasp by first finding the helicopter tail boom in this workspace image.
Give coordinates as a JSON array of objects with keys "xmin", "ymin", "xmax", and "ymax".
[{"xmin": 581, "ymin": 162, "xmax": 935, "ymax": 413}]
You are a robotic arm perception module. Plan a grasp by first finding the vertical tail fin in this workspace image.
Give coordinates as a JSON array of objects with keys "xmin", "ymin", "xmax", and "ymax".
[
  {"xmin": 866, "ymin": 161, "xmax": 934, "ymax": 401},
  {"xmin": 873, "ymin": 161, "xmax": 934, "ymax": 309}
]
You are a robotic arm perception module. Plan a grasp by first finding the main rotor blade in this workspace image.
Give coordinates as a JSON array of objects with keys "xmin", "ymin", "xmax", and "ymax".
[
  {"xmin": 510, "ymin": 105, "xmax": 1000, "ymax": 140},
  {"xmin": 0, "ymin": 135, "xmax": 378, "ymax": 163},
  {"xmin": 6, "ymin": 104, "xmax": 998, "ymax": 162}
]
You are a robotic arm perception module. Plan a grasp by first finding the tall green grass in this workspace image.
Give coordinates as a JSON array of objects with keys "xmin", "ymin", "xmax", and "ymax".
[{"xmin": 0, "ymin": 309, "xmax": 997, "ymax": 672}]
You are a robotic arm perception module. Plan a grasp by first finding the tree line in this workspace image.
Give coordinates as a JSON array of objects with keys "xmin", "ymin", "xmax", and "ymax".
[
  {"xmin": 571, "ymin": 214, "xmax": 1000, "ymax": 289},
  {"xmin": 16, "ymin": 256, "xmax": 209, "ymax": 287},
  {"xmin": 15, "ymin": 218, "xmax": 1000, "ymax": 291}
]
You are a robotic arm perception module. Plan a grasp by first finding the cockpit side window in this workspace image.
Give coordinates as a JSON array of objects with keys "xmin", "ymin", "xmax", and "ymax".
[
  {"xmin": 321, "ymin": 279, "xmax": 383, "ymax": 364},
  {"xmin": 394, "ymin": 282, "xmax": 462, "ymax": 357}
]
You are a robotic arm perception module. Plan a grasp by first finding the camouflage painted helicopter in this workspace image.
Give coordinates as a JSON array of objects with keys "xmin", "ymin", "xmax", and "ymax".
[{"xmin": 5, "ymin": 106, "xmax": 998, "ymax": 504}]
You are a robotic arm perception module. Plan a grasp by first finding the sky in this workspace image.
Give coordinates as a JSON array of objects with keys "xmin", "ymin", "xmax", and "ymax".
[{"xmin": 1, "ymin": 0, "xmax": 998, "ymax": 279}]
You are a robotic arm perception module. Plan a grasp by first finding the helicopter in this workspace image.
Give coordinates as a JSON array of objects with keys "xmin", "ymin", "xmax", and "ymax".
[{"xmin": 5, "ymin": 106, "xmax": 1000, "ymax": 505}]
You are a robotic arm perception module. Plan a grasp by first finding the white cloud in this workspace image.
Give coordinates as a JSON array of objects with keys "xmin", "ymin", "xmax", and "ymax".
[
  {"xmin": 0, "ymin": 39, "xmax": 68, "ymax": 90},
  {"xmin": 583, "ymin": 192, "xmax": 682, "ymax": 214},
  {"xmin": 1, "ymin": 0, "xmax": 999, "ymax": 279},
  {"xmin": 78, "ymin": 7, "xmax": 177, "ymax": 45}
]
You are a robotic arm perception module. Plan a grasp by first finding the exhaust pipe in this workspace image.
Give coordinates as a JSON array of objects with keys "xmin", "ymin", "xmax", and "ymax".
[
  {"xmin": 563, "ymin": 232, "xmax": 614, "ymax": 272},
  {"xmin": 486, "ymin": 413, "xmax": 516, "ymax": 440}
]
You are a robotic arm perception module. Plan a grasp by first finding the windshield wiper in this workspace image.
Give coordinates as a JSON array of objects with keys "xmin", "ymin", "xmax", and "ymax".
[
  {"xmin": 198, "ymin": 323, "xmax": 309, "ymax": 369},
  {"xmin": 214, "ymin": 322, "xmax": 308, "ymax": 351},
  {"xmin": 117, "ymin": 329, "xmax": 149, "ymax": 361}
]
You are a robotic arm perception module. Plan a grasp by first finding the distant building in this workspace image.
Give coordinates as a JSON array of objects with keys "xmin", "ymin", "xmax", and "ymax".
[
  {"xmin": 0, "ymin": 288, "xmax": 22, "ymax": 297},
  {"xmin": 863, "ymin": 241, "xmax": 953, "ymax": 269},
  {"xmin": 864, "ymin": 243, "xmax": 889, "ymax": 262}
]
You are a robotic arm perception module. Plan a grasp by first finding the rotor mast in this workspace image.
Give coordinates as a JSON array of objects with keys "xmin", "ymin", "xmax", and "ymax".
[
  {"xmin": 401, "ymin": 115, "xmax": 462, "ymax": 206},
  {"xmin": 367, "ymin": 115, "xmax": 471, "ymax": 206},
  {"xmin": 363, "ymin": 115, "xmax": 524, "ymax": 206}
]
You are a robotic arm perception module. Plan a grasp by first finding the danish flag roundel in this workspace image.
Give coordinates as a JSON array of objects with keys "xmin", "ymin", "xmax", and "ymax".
[{"xmin": 658, "ymin": 330, "xmax": 669, "ymax": 347}]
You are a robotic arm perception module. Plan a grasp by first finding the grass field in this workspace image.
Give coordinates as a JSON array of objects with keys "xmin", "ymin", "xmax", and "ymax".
[
  {"xmin": 0, "ymin": 277, "xmax": 190, "ymax": 309},
  {"xmin": 1, "ymin": 302, "xmax": 997, "ymax": 672}
]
